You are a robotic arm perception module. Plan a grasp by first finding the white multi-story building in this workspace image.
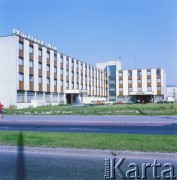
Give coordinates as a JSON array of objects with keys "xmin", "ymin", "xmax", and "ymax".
[
  {"xmin": 0, "ymin": 29, "xmax": 167, "ymax": 108},
  {"xmin": 166, "ymin": 85, "xmax": 177, "ymax": 101},
  {"xmin": 0, "ymin": 29, "xmax": 108, "ymax": 108},
  {"xmin": 97, "ymin": 61, "xmax": 166, "ymax": 103}
]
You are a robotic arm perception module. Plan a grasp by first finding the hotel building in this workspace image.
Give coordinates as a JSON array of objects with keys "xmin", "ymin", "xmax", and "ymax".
[
  {"xmin": 0, "ymin": 29, "xmax": 108, "ymax": 108},
  {"xmin": 0, "ymin": 29, "xmax": 166, "ymax": 108},
  {"xmin": 96, "ymin": 62, "xmax": 166, "ymax": 103}
]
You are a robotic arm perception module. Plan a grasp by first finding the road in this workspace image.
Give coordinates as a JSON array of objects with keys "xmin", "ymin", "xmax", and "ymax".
[
  {"xmin": 1, "ymin": 115, "xmax": 177, "ymax": 134},
  {"xmin": 0, "ymin": 123, "xmax": 177, "ymax": 134},
  {"xmin": 0, "ymin": 148, "xmax": 176, "ymax": 180}
]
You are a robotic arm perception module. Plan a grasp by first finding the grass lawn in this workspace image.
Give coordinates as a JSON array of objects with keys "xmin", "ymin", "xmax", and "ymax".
[
  {"xmin": 0, "ymin": 131, "xmax": 177, "ymax": 152},
  {"xmin": 4, "ymin": 103, "xmax": 177, "ymax": 115}
]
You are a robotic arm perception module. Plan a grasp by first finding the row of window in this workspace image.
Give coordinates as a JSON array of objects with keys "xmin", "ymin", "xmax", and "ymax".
[
  {"xmin": 119, "ymin": 70, "xmax": 161, "ymax": 77},
  {"xmin": 19, "ymin": 73, "xmax": 57, "ymax": 85},
  {"xmin": 19, "ymin": 58, "xmax": 104, "ymax": 78},
  {"xmin": 19, "ymin": 73, "xmax": 105, "ymax": 91},
  {"xmin": 19, "ymin": 42, "xmax": 54, "ymax": 59},
  {"xmin": 118, "ymin": 78, "xmax": 161, "ymax": 84},
  {"xmin": 118, "ymin": 86, "xmax": 162, "ymax": 92},
  {"xmin": 19, "ymin": 42, "xmax": 104, "ymax": 75}
]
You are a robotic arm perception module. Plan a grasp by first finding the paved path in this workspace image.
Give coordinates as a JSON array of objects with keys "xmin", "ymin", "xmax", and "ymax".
[{"xmin": 1, "ymin": 115, "xmax": 177, "ymax": 125}]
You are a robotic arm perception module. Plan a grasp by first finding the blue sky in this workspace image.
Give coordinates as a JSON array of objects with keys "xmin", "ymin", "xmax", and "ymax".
[{"xmin": 0, "ymin": 0, "xmax": 177, "ymax": 84}]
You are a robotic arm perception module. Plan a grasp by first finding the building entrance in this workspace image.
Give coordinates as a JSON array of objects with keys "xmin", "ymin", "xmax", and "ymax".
[
  {"xmin": 66, "ymin": 94, "xmax": 78, "ymax": 105},
  {"xmin": 130, "ymin": 95, "xmax": 154, "ymax": 103}
]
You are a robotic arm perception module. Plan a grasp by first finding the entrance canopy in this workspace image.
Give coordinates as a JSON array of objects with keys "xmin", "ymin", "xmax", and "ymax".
[
  {"xmin": 130, "ymin": 91, "xmax": 155, "ymax": 96},
  {"xmin": 65, "ymin": 89, "xmax": 88, "ymax": 94},
  {"xmin": 129, "ymin": 91, "xmax": 155, "ymax": 103}
]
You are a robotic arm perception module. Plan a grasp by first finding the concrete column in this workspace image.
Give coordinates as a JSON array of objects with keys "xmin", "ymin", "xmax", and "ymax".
[{"xmin": 25, "ymin": 91, "xmax": 27, "ymax": 103}]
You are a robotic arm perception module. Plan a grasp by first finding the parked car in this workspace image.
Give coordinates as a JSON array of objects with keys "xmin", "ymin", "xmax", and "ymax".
[
  {"xmin": 157, "ymin": 99, "xmax": 167, "ymax": 103},
  {"xmin": 95, "ymin": 101, "xmax": 105, "ymax": 105},
  {"xmin": 113, "ymin": 100, "xmax": 123, "ymax": 105}
]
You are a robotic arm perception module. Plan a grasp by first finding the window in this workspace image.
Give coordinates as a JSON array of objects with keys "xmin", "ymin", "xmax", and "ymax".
[
  {"xmin": 38, "ymin": 76, "xmax": 42, "ymax": 83},
  {"xmin": 60, "ymin": 56, "xmax": 63, "ymax": 63},
  {"xmin": 72, "ymin": 61, "xmax": 74, "ymax": 67},
  {"xmin": 157, "ymin": 78, "xmax": 161, "ymax": 83},
  {"xmin": 38, "ymin": 62, "xmax": 42, "ymax": 70},
  {"xmin": 128, "ymin": 87, "xmax": 133, "ymax": 92},
  {"xmin": 119, "ymin": 72, "xmax": 123, "ymax": 77},
  {"xmin": 138, "ymin": 79, "xmax": 142, "ymax": 83},
  {"xmin": 47, "ymin": 78, "xmax": 50, "ymax": 84},
  {"xmin": 128, "ymin": 71, "xmax": 132, "ymax": 76},
  {"xmin": 29, "ymin": 75, "xmax": 34, "ymax": 83},
  {"xmin": 71, "ymin": 72, "xmax": 74, "ymax": 77},
  {"xmin": 19, "ymin": 57, "xmax": 23, "ymax": 65},
  {"xmin": 128, "ymin": 80, "xmax": 132, "ymax": 83},
  {"xmin": 147, "ymin": 87, "xmax": 152, "ymax": 91},
  {"xmin": 47, "ymin": 65, "xmax": 50, "ymax": 72},
  {"xmin": 147, "ymin": 71, "xmax": 151, "ymax": 75},
  {"xmin": 77, "ymin": 83, "xmax": 79, "ymax": 89},
  {"xmin": 54, "ymin": 54, "xmax": 57, "ymax": 62},
  {"xmin": 76, "ymin": 62, "xmax": 79, "ymax": 68},
  {"xmin": 72, "ymin": 82, "xmax": 74, "ymax": 89},
  {"xmin": 119, "ymin": 80, "xmax": 123, "ymax": 84},
  {"xmin": 109, "ymin": 80, "xmax": 115, "ymax": 84},
  {"xmin": 137, "ymin": 71, "xmax": 142, "ymax": 76},
  {"xmin": 138, "ymin": 87, "xmax": 142, "ymax": 92},
  {"xmin": 17, "ymin": 91, "xmax": 25, "ymax": 103},
  {"xmin": 54, "ymin": 67, "xmax": 57, "ymax": 73},
  {"xmin": 38, "ymin": 49, "xmax": 42, "ymax": 56},
  {"xmin": 156, "ymin": 69, "xmax": 161, "ymax": 75},
  {"xmin": 47, "ymin": 52, "xmax": 50, "ymax": 59},
  {"xmin": 19, "ymin": 73, "xmax": 24, "ymax": 81},
  {"xmin": 119, "ymin": 88, "xmax": 123, "ymax": 91},
  {"xmin": 157, "ymin": 87, "xmax": 161, "ymax": 91},
  {"xmin": 19, "ymin": 42, "xmax": 23, "ymax": 50},
  {"xmin": 54, "ymin": 79, "xmax": 57, "ymax": 86},
  {"xmin": 66, "ymin": 82, "xmax": 69, "ymax": 88},
  {"xmin": 29, "ymin": 60, "xmax": 33, "ymax": 68},
  {"xmin": 66, "ymin": 59, "xmax": 69, "ymax": 65},
  {"xmin": 29, "ymin": 45, "xmax": 33, "ymax": 53},
  {"xmin": 66, "ymin": 71, "xmax": 69, "ymax": 76},
  {"xmin": 60, "ymin": 80, "xmax": 63, "ymax": 86},
  {"xmin": 81, "ymin": 63, "xmax": 83, "ymax": 69},
  {"xmin": 60, "ymin": 69, "xmax": 63, "ymax": 74},
  {"xmin": 147, "ymin": 79, "xmax": 151, "ymax": 83}
]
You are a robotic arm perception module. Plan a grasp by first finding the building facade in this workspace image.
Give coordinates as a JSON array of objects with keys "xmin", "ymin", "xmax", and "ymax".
[
  {"xmin": 0, "ymin": 29, "xmax": 108, "ymax": 108},
  {"xmin": 96, "ymin": 61, "xmax": 166, "ymax": 103},
  {"xmin": 166, "ymin": 85, "xmax": 177, "ymax": 101},
  {"xmin": 0, "ymin": 29, "xmax": 167, "ymax": 108}
]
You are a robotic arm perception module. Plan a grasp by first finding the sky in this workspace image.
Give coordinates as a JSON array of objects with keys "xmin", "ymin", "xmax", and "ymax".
[{"xmin": 0, "ymin": 0, "xmax": 177, "ymax": 85}]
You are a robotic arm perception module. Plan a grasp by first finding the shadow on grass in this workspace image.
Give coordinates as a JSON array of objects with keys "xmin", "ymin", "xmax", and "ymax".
[{"xmin": 16, "ymin": 131, "xmax": 26, "ymax": 180}]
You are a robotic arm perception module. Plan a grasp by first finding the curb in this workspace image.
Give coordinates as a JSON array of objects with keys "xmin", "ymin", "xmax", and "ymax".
[{"xmin": 0, "ymin": 145, "xmax": 176, "ymax": 159}]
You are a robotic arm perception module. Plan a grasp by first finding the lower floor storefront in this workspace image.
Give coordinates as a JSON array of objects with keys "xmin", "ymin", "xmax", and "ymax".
[{"xmin": 16, "ymin": 90, "xmax": 106, "ymax": 108}]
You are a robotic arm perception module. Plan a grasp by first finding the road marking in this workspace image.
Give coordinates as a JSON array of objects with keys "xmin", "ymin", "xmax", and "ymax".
[{"xmin": 69, "ymin": 128, "xmax": 99, "ymax": 131}]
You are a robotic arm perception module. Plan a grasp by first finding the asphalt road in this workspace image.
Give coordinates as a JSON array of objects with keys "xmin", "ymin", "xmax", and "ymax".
[
  {"xmin": 1, "ymin": 115, "xmax": 177, "ymax": 134},
  {"xmin": 0, "ymin": 149, "xmax": 176, "ymax": 180},
  {"xmin": 0, "ymin": 123, "xmax": 177, "ymax": 134}
]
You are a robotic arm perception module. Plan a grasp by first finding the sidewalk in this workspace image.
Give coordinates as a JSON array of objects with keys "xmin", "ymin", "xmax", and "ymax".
[
  {"xmin": 0, "ymin": 145, "xmax": 177, "ymax": 159},
  {"xmin": 0, "ymin": 115, "xmax": 177, "ymax": 126}
]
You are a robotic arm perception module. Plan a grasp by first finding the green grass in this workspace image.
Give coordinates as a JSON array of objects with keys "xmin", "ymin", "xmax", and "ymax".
[
  {"xmin": 0, "ymin": 131, "xmax": 177, "ymax": 152},
  {"xmin": 4, "ymin": 103, "xmax": 177, "ymax": 115}
]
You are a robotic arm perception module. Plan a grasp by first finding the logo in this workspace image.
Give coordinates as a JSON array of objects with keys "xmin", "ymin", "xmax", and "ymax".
[{"xmin": 104, "ymin": 158, "xmax": 176, "ymax": 179}]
